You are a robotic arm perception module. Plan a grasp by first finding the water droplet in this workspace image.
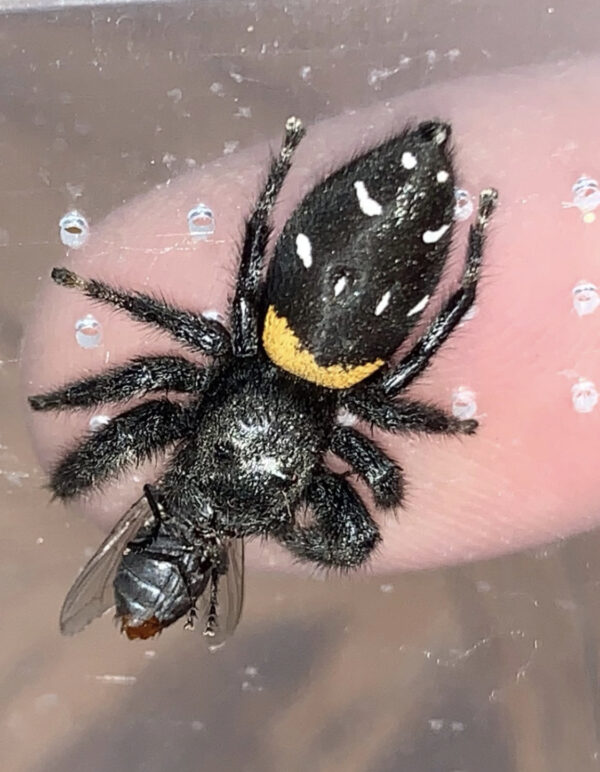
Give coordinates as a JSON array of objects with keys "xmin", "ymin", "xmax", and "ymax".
[
  {"xmin": 452, "ymin": 386, "xmax": 477, "ymax": 420},
  {"xmin": 454, "ymin": 189, "xmax": 474, "ymax": 221},
  {"xmin": 59, "ymin": 210, "xmax": 89, "ymax": 249},
  {"xmin": 75, "ymin": 314, "xmax": 102, "ymax": 349},
  {"xmin": 572, "ymin": 280, "xmax": 600, "ymax": 316},
  {"xmin": 187, "ymin": 204, "xmax": 215, "ymax": 240},
  {"xmin": 562, "ymin": 175, "xmax": 600, "ymax": 222},
  {"xmin": 572, "ymin": 379, "xmax": 598, "ymax": 413}
]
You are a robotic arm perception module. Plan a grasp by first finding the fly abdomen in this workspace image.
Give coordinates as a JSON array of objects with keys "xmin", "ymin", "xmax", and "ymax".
[{"xmin": 114, "ymin": 541, "xmax": 210, "ymax": 639}]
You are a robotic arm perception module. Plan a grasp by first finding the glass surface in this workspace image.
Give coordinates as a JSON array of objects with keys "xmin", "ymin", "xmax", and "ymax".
[{"xmin": 2, "ymin": 2, "xmax": 600, "ymax": 770}]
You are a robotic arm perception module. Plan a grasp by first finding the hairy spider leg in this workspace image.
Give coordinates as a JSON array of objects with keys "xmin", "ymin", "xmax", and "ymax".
[
  {"xmin": 231, "ymin": 116, "xmax": 306, "ymax": 357},
  {"xmin": 277, "ymin": 470, "xmax": 381, "ymax": 568},
  {"xmin": 51, "ymin": 267, "xmax": 230, "ymax": 356},
  {"xmin": 377, "ymin": 188, "xmax": 498, "ymax": 399},
  {"xmin": 50, "ymin": 400, "xmax": 193, "ymax": 499},
  {"xmin": 342, "ymin": 392, "xmax": 477, "ymax": 436},
  {"xmin": 29, "ymin": 355, "xmax": 208, "ymax": 411},
  {"xmin": 330, "ymin": 425, "xmax": 403, "ymax": 509}
]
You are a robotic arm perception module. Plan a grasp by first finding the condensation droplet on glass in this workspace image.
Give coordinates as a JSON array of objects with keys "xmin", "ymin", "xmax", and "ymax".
[
  {"xmin": 167, "ymin": 87, "xmax": 182, "ymax": 103},
  {"xmin": 59, "ymin": 210, "xmax": 89, "ymax": 249},
  {"xmin": 571, "ymin": 379, "xmax": 598, "ymax": 413},
  {"xmin": 572, "ymin": 280, "xmax": 600, "ymax": 316},
  {"xmin": 187, "ymin": 204, "xmax": 215, "ymax": 240},
  {"xmin": 89, "ymin": 414, "xmax": 111, "ymax": 432},
  {"xmin": 454, "ymin": 189, "xmax": 474, "ymax": 221},
  {"xmin": 223, "ymin": 140, "xmax": 239, "ymax": 155},
  {"xmin": 452, "ymin": 386, "xmax": 477, "ymax": 420},
  {"xmin": 299, "ymin": 65, "xmax": 312, "ymax": 81},
  {"xmin": 75, "ymin": 314, "xmax": 102, "ymax": 349},
  {"xmin": 562, "ymin": 175, "xmax": 600, "ymax": 223}
]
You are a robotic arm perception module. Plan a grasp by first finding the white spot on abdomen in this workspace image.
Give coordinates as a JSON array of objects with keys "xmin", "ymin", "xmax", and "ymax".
[
  {"xmin": 353, "ymin": 181, "xmax": 382, "ymax": 216},
  {"xmin": 296, "ymin": 233, "xmax": 312, "ymax": 268},
  {"xmin": 423, "ymin": 224, "xmax": 450, "ymax": 244},
  {"xmin": 374, "ymin": 290, "xmax": 391, "ymax": 316},
  {"xmin": 334, "ymin": 276, "xmax": 347, "ymax": 296},
  {"xmin": 407, "ymin": 294, "xmax": 430, "ymax": 317},
  {"xmin": 401, "ymin": 152, "xmax": 417, "ymax": 170}
]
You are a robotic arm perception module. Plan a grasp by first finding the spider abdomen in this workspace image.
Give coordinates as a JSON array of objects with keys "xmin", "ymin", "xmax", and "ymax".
[{"xmin": 263, "ymin": 121, "xmax": 455, "ymax": 388}]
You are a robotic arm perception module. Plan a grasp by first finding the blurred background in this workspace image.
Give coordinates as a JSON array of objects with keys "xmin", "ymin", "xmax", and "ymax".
[{"xmin": 2, "ymin": 1, "xmax": 600, "ymax": 770}]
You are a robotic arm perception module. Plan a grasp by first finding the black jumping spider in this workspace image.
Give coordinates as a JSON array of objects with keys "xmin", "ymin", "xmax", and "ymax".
[{"xmin": 29, "ymin": 117, "xmax": 497, "ymax": 640}]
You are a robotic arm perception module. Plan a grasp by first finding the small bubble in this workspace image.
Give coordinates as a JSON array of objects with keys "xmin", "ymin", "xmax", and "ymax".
[
  {"xmin": 379, "ymin": 584, "xmax": 394, "ymax": 593},
  {"xmin": 59, "ymin": 211, "xmax": 90, "ymax": 249},
  {"xmin": 299, "ymin": 65, "xmax": 312, "ymax": 81},
  {"xmin": 167, "ymin": 87, "xmax": 183, "ymax": 103},
  {"xmin": 562, "ymin": 175, "xmax": 600, "ymax": 222},
  {"xmin": 89, "ymin": 414, "xmax": 111, "ymax": 432},
  {"xmin": 452, "ymin": 386, "xmax": 477, "ymax": 420},
  {"xmin": 75, "ymin": 314, "xmax": 102, "ymax": 349},
  {"xmin": 572, "ymin": 379, "xmax": 598, "ymax": 413},
  {"xmin": 429, "ymin": 718, "xmax": 444, "ymax": 732},
  {"xmin": 223, "ymin": 140, "xmax": 239, "ymax": 155},
  {"xmin": 454, "ymin": 189, "xmax": 474, "ymax": 221},
  {"xmin": 572, "ymin": 280, "xmax": 600, "ymax": 316},
  {"xmin": 187, "ymin": 204, "xmax": 215, "ymax": 240}
]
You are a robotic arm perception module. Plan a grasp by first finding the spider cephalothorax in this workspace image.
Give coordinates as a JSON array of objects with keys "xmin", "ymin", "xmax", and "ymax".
[{"xmin": 29, "ymin": 117, "xmax": 497, "ymax": 640}]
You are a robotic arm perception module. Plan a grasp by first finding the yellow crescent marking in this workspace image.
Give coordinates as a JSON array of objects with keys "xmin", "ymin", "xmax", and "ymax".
[{"xmin": 262, "ymin": 305, "xmax": 384, "ymax": 389}]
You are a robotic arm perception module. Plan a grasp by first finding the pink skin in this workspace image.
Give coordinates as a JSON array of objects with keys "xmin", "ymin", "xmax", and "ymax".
[{"xmin": 22, "ymin": 59, "xmax": 600, "ymax": 573}]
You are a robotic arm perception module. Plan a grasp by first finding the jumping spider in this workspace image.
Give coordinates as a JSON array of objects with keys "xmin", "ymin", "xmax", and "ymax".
[{"xmin": 29, "ymin": 117, "xmax": 497, "ymax": 640}]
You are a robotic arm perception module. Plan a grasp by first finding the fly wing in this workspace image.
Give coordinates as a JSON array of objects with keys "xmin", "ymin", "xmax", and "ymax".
[
  {"xmin": 198, "ymin": 537, "xmax": 245, "ymax": 647},
  {"xmin": 59, "ymin": 495, "xmax": 156, "ymax": 635}
]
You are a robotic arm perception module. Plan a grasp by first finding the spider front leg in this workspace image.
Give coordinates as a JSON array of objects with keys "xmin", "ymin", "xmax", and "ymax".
[
  {"xmin": 29, "ymin": 355, "xmax": 208, "ymax": 411},
  {"xmin": 51, "ymin": 400, "xmax": 192, "ymax": 499},
  {"xmin": 379, "ymin": 188, "xmax": 498, "ymax": 399},
  {"xmin": 330, "ymin": 426, "xmax": 403, "ymax": 509},
  {"xmin": 278, "ymin": 470, "xmax": 381, "ymax": 569},
  {"xmin": 231, "ymin": 117, "xmax": 306, "ymax": 357},
  {"xmin": 51, "ymin": 268, "xmax": 230, "ymax": 356}
]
